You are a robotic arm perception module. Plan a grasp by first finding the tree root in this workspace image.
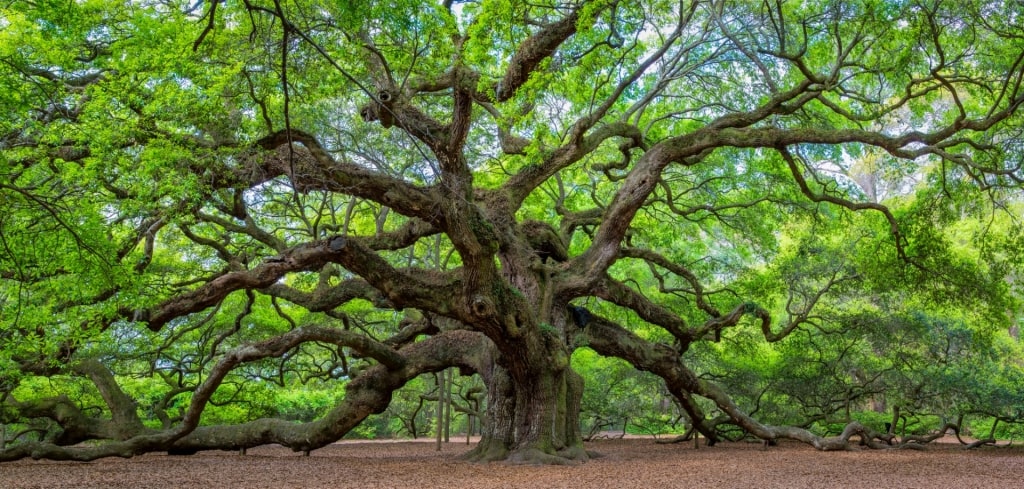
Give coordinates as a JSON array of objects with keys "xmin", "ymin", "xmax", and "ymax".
[
  {"xmin": 505, "ymin": 448, "xmax": 583, "ymax": 465},
  {"xmin": 458, "ymin": 443, "xmax": 509, "ymax": 463},
  {"xmin": 460, "ymin": 441, "xmax": 590, "ymax": 465},
  {"xmin": 467, "ymin": 437, "xmax": 597, "ymax": 461},
  {"xmin": 555, "ymin": 444, "xmax": 590, "ymax": 461}
]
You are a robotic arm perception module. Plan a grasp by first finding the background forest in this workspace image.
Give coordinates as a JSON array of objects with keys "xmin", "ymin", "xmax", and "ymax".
[{"xmin": 2, "ymin": 0, "xmax": 1024, "ymax": 462}]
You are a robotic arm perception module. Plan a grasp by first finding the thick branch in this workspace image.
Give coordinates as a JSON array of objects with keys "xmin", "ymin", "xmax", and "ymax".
[
  {"xmin": 587, "ymin": 276, "xmax": 693, "ymax": 347},
  {"xmin": 503, "ymin": 122, "xmax": 643, "ymax": 210},
  {"xmin": 495, "ymin": 8, "xmax": 582, "ymax": 102},
  {"xmin": 170, "ymin": 329, "xmax": 487, "ymax": 453},
  {"xmin": 3, "ymin": 393, "xmax": 145, "ymax": 447},
  {"xmin": 261, "ymin": 278, "xmax": 387, "ymax": 313},
  {"xmin": 146, "ymin": 236, "xmax": 459, "ymax": 331},
  {"xmin": 570, "ymin": 101, "xmax": 1021, "ymax": 287},
  {"xmin": 144, "ymin": 240, "xmax": 339, "ymax": 330},
  {"xmin": 72, "ymin": 359, "xmax": 146, "ymax": 437},
  {"xmin": 252, "ymin": 130, "xmax": 444, "ymax": 226}
]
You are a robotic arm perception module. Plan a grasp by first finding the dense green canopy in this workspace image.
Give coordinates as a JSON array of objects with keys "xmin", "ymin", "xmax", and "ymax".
[{"xmin": 1, "ymin": 0, "xmax": 1023, "ymax": 463}]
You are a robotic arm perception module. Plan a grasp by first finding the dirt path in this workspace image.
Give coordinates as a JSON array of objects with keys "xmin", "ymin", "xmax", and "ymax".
[{"xmin": 2, "ymin": 438, "xmax": 1022, "ymax": 488}]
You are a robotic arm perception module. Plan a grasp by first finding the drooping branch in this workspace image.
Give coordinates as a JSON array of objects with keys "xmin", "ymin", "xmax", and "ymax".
[
  {"xmin": 618, "ymin": 247, "xmax": 722, "ymax": 317},
  {"xmin": 579, "ymin": 313, "xmax": 702, "ymax": 399},
  {"xmin": 777, "ymin": 146, "xmax": 905, "ymax": 258},
  {"xmin": 3, "ymin": 391, "xmax": 145, "ymax": 448},
  {"xmin": 0, "ymin": 329, "xmax": 489, "ymax": 462},
  {"xmin": 168, "ymin": 329, "xmax": 488, "ymax": 454},
  {"xmin": 71, "ymin": 359, "xmax": 146, "ymax": 438},
  {"xmin": 581, "ymin": 313, "xmax": 893, "ymax": 450},
  {"xmin": 692, "ymin": 379, "xmax": 893, "ymax": 450}
]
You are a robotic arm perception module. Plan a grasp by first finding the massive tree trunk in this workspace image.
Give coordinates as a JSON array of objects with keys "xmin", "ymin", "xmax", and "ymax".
[
  {"xmin": 465, "ymin": 339, "xmax": 586, "ymax": 464},
  {"xmin": 449, "ymin": 213, "xmax": 587, "ymax": 464}
]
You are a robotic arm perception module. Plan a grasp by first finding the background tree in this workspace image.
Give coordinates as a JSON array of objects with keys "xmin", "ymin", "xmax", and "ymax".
[{"xmin": 1, "ymin": 0, "xmax": 1023, "ymax": 463}]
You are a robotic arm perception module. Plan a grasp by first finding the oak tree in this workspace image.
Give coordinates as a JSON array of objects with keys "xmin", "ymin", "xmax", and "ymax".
[{"xmin": 2, "ymin": 0, "xmax": 1023, "ymax": 463}]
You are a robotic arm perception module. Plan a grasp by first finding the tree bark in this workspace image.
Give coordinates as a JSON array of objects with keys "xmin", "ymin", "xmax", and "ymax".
[{"xmin": 461, "ymin": 334, "xmax": 587, "ymax": 464}]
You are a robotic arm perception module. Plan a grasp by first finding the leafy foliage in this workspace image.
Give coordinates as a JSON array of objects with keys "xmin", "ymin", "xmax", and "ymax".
[{"xmin": 1, "ymin": 0, "xmax": 1023, "ymax": 463}]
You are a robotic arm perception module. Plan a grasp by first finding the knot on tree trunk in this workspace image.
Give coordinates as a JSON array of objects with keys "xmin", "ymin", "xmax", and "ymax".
[
  {"xmin": 470, "ymin": 294, "xmax": 495, "ymax": 317},
  {"xmin": 359, "ymin": 90, "xmax": 396, "ymax": 128}
]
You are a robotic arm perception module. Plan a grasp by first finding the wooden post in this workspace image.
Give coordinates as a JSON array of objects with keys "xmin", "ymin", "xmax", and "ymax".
[
  {"xmin": 435, "ymin": 371, "xmax": 444, "ymax": 451},
  {"xmin": 443, "ymin": 368, "xmax": 453, "ymax": 443}
]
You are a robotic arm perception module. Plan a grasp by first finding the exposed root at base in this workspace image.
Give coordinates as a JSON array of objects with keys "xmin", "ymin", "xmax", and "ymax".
[
  {"xmin": 458, "ymin": 444, "xmax": 508, "ymax": 463},
  {"xmin": 556, "ymin": 445, "xmax": 589, "ymax": 461},
  {"xmin": 506, "ymin": 448, "xmax": 581, "ymax": 465},
  {"xmin": 459, "ymin": 443, "xmax": 590, "ymax": 465}
]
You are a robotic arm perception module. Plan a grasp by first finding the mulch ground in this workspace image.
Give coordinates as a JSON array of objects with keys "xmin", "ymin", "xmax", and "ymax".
[{"xmin": 2, "ymin": 437, "xmax": 1022, "ymax": 488}]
